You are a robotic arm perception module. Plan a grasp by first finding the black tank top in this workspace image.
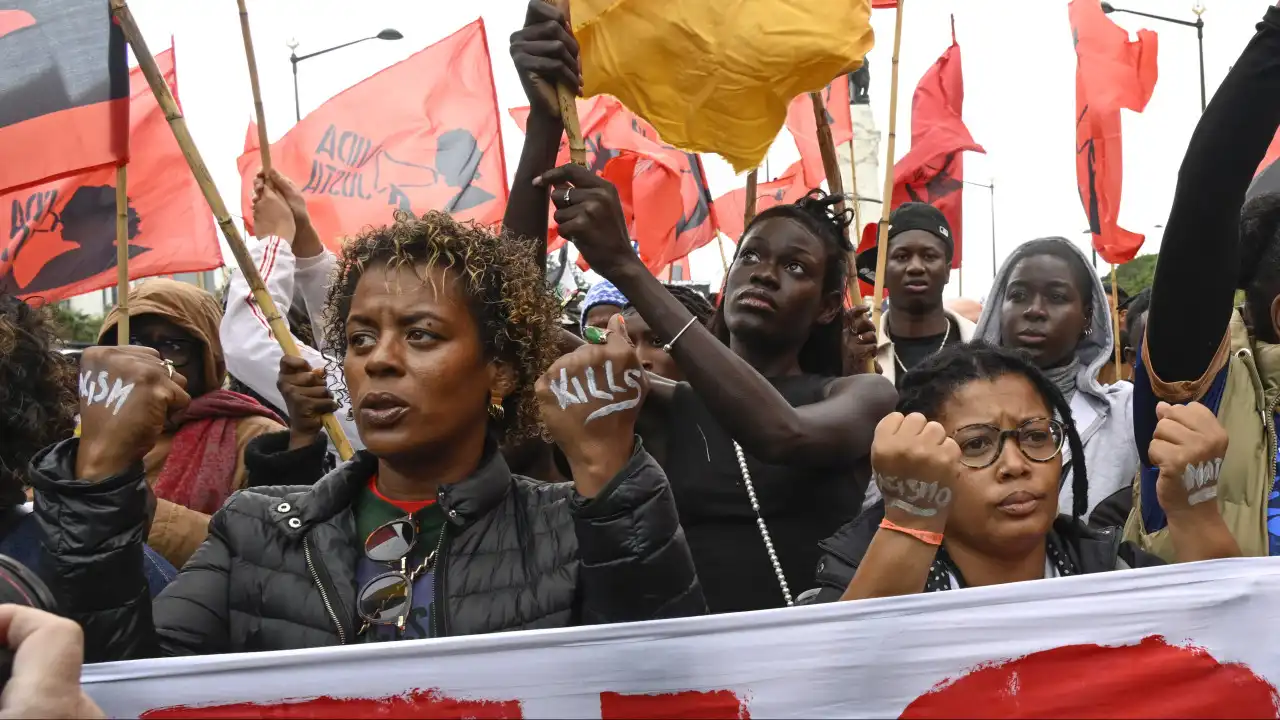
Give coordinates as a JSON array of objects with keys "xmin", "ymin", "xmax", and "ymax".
[{"xmin": 664, "ymin": 374, "xmax": 865, "ymax": 613}]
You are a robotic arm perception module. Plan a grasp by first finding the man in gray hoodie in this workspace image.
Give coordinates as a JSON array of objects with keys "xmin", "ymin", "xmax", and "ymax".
[{"xmin": 973, "ymin": 237, "xmax": 1139, "ymax": 523}]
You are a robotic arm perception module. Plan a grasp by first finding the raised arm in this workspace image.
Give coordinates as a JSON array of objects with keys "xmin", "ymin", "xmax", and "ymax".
[
  {"xmin": 534, "ymin": 165, "xmax": 897, "ymax": 468},
  {"xmin": 503, "ymin": 0, "xmax": 580, "ymax": 267},
  {"xmin": 1146, "ymin": 5, "xmax": 1280, "ymax": 384}
]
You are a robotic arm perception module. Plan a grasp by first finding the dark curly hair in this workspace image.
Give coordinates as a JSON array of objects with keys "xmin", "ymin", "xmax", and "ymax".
[
  {"xmin": 898, "ymin": 340, "xmax": 1089, "ymax": 519},
  {"xmin": 323, "ymin": 210, "xmax": 561, "ymax": 443},
  {"xmin": 708, "ymin": 189, "xmax": 854, "ymax": 377},
  {"xmin": 0, "ymin": 294, "xmax": 77, "ymax": 503},
  {"xmin": 1240, "ymin": 193, "xmax": 1280, "ymax": 343}
]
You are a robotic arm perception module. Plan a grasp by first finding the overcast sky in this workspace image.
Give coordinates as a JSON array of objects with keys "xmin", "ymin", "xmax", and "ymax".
[{"xmin": 125, "ymin": 0, "xmax": 1268, "ymax": 300}]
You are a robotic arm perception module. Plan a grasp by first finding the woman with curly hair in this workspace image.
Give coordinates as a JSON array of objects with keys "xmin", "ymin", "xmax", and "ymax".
[
  {"xmin": 27, "ymin": 203, "xmax": 703, "ymax": 661},
  {"xmin": 0, "ymin": 293, "xmax": 175, "ymax": 596}
]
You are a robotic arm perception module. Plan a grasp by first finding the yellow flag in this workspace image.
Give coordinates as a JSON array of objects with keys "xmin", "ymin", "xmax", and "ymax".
[{"xmin": 573, "ymin": 0, "xmax": 874, "ymax": 173}]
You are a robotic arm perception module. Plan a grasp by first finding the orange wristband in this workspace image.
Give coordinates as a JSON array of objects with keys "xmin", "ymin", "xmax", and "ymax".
[{"xmin": 879, "ymin": 518, "xmax": 943, "ymax": 546}]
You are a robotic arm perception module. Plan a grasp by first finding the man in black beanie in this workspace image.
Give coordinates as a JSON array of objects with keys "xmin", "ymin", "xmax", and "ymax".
[{"xmin": 857, "ymin": 202, "xmax": 976, "ymax": 388}]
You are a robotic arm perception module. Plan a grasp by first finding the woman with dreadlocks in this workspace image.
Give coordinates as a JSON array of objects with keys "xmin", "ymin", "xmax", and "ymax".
[
  {"xmin": 804, "ymin": 342, "xmax": 1238, "ymax": 603},
  {"xmin": 28, "ymin": 208, "xmax": 703, "ymax": 661},
  {"xmin": 506, "ymin": 0, "xmax": 893, "ymax": 614},
  {"xmin": 531, "ymin": 162, "xmax": 896, "ymax": 615}
]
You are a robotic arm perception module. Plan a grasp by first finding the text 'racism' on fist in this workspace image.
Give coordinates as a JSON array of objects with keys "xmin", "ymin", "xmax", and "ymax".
[
  {"xmin": 536, "ymin": 313, "xmax": 646, "ymax": 498},
  {"xmin": 1151, "ymin": 401, "xmax": 1229, "ymax": 517},
  {"xmin": 870, "ymin": 412, "xmax": 961, "ymax": 530},
  {"xmin": 76, "ymin": 345, "xmax": 190, "ymax": 482}
]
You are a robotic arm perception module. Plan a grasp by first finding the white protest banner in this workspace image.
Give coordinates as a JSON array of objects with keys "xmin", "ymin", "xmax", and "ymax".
[{"xmin": 83, "ymin": 558, "xmax": 1280, "ymax": 718}]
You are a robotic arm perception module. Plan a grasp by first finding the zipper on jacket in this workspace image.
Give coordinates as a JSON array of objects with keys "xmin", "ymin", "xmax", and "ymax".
[
  {"xmin": 305, "ymin": 536, "xmax": 347, "ymax": 645},
  {"xmin": 429, "ymin": 524, "xmax": 449, "ymax": 638},
  {"xmin": 1265, "ymin": 395, "xmax": 1279, "ymax": 540}
]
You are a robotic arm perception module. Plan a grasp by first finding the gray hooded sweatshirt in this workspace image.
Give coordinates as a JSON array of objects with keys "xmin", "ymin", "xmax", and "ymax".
[{"xmin": 974, "ymin": 238, "xmax": 1139, "ymax": 521}]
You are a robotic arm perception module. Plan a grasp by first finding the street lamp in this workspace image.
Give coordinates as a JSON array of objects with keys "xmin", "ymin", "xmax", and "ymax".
[
  {"xmin": 1101, "ymin": 2, "xmax": 1206, "ymax": 112},
  {"xmin": 289, "ymin": 29, "xmax": 404, "ymax": 122}
]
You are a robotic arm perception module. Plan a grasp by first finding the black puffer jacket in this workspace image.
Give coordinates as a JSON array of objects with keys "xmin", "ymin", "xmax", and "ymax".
[{"xmin": 30, "ymin": 434, "xmax": 704, "ymax": 662}]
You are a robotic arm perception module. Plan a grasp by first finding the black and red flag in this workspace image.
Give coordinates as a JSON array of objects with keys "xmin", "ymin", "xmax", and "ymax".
[
  {"xmin": 890, "ymin": 17, "xmax": 984, "ymax": 270},
  {"xmin": 1070, "ymin": 0, "xmax": 1158, "ymax": 264},
  {"xmin": 0, "ymin": 0, "xmax": 129, "ymax": 194}
]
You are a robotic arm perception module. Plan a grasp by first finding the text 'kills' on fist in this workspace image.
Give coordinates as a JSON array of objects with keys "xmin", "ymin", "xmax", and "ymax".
[
  {"xmin": 871, "ymin": 412, "xmax": 961, "ymax": 525},
  {"xmin": 1151, "ymin": 401, "xmax": 1230, "ymax": 516},
  {"xmin": 536, "ymin": 314, "xmax": 647, "ymax": 497},
  {"xmin": 76, "ymin": 346, "xmax": 190, "ymax": 482}
]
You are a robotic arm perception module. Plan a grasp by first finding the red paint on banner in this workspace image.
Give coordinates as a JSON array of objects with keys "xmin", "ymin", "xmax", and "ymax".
[
  {"xmin": 901, "ymin": 635, "xmax": 1279, "ymax": 719},
  {"xmin": 141, "ymin": 688, "xmax": 523, "ymax": 719},
  {"xmin": 601, "ymin": 690, "xmax": 750, "ymax": 719}
]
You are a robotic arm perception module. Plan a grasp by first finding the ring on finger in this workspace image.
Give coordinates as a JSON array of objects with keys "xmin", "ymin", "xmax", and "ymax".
[
  {"xmin": 161, "ymin": 359, "xmax": 175, "ymax": 380},
  {"xmin": 563, "ymin": 188, "xmax": 572, "ymax": 204}
]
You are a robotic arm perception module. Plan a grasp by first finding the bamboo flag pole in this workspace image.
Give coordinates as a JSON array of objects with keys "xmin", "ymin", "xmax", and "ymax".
[
  {"xmin": 115, "ymin": 165, "xmax": 129, "ymax": 346},
  {"xmin": 848, "ymin": 137, "xmax": 863, "ymax": 241},
  {"xmin": 1110, "ymin": 264, "xmax": 1123, "ymax": 379},
  {"xmin": 715, "ymin": 233, "xmax": 730, "ymax": 273},
  {"xmin": 237, "ymin": 0, "xmax": 271, "ymax": 173},
  {"xmin": 809, "ymin": 89, "xmax": 863, "ymax": 311},
  {"xmin": 744, "ymin": 169, "xmax": 759, "ymax": 227},
  {"xmin": 109, "ymin": 0, "xmax": 355, "ymax": 461},
  {"xmin": 543, "ymin": 0, "xmax": 586, "ymax": 166},
  {"xmin": 869, "ymin": 0, "xmax": 907, "ymax": 356}
]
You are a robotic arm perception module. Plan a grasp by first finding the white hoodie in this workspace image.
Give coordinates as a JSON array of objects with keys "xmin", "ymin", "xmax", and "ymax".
[
  {"xmin": 974, "ymin": 237, "xmax": 1138, "ymax": 520},
  {"xmin": 220, "ymin": 238, "xmax": 363, "ymax": 451}
]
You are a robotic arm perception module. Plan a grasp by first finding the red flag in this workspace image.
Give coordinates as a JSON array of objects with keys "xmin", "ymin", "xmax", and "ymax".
[
  {"xmin": 1070, "ymin": 0, "xmax": 1158, "ymax": 264},
  {"xmin": 786, "ymin": 78, "xmax": 853, "ymax": 190},
  {"xmin": 873, "ymin": 1, "xmax": 899, "ymax": 7},
  {"xmin": 890, "ymin": 18, "xmax": 984, "ymax": 270},
  {"xmin": 511, "ymin": 97, "xmax": 715, "ymax": 274},
  {"xmin": 0, "ymin": 0, "xmax": 129, "ymax": 194},
  {"xmin": 239, "ymin": 20, "xmax": 507, "ymax": 251},
  {"xmin": 713, "ymin": 161, "xmax": 809, "ymax": 242},
  {"xmin": 0, "ymin": 48, "xmax": 221, "ymax": 302}
]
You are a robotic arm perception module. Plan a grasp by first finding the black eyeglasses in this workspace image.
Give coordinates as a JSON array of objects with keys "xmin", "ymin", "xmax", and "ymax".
[
  {"xmin": 357, "ymin": 517, "xmax": 438, "ymax": 633},
  {"xmin": 129, "ymin": 337, "xmax": 197, "ymax": 368},
  {"xmin": 951, "ymin": 417, "xmax": 1066, "ymax": 469}
]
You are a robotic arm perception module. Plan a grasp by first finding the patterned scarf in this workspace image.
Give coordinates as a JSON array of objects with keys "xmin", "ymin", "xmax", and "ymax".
[
  {"xmin": 924, "ymin": 532, "xmax": 1078, "ymax": 592},
  {"xmin": 152, "ymin": 390, "xmax": 282, "ymax": 514}
]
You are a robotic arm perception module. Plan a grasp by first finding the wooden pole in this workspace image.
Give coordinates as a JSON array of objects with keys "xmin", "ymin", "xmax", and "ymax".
[
  {"xmin": 715, "ymin": 233, "xmax": 730, "ymax": 273},
  {"xmin": 236, "ymin": 0, "xmax": 271, "ymax": 173},
  {"xmin": 542, "ymin": 0, "xmax": 586, "ymax": 166},
  {"xmin": 110, "ymin": 0, "xmax": 355, "ymax": 461},
  {"xmin": 848, "ymin": 137, "xmax": 862, "ymax": 238},
  {"xmin": 115, "ymin": 165, "xmax": 129, "ymax": 346},
  {"xmin": 1110, "ymin": 264, "xmax": 1123, "ymax": 380},
  {"xmin": 809, "ymin": 92, "xmax": 847, "ymax": 207},
  {"xmin": 744, "ymin": 169, "xmax": 759, "ymax": 229},
  {"xmin": 869, "ymin": 0, "xmax": 907, "ymax": 359}
]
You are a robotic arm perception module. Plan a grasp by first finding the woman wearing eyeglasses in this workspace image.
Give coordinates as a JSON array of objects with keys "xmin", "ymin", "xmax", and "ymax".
[
  {"xmin": 28, "ymin": 207, "xmax": 702, "ymax": 662},
  {"xmin": 95, "ymin": 279, "xmax": 285, "ymax": 568},
  {"xmin": 804, "ymin": 342, "xmax": 1239, "ymax": 603}
]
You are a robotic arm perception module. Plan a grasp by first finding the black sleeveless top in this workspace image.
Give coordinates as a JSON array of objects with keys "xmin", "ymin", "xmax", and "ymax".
[{"xmin": 663, "ymin": 374, "xmax": 866, "ymax": 613}]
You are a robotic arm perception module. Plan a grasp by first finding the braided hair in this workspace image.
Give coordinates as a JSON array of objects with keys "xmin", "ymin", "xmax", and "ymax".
[
  {"xmin": 627, "ymin": 283, "xmax": 714, "ymax": 327},
  {"xmin": 708, "ymin": 189, "xmax": 854, "ymax": 377},
  {"xmin": 897, "ymin": 340, "xmax": 1090, "ymax": 519}
]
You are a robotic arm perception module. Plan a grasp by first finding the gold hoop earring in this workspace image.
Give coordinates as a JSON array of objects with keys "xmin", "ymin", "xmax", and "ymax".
[{"xmin": 488, "ymin": 394, "xmax": 505, "ymax": 420}]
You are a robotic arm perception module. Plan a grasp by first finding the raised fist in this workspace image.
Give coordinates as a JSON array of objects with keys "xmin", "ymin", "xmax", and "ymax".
[
  {"xmin": 870, "ymin": 412, "xmax": 961, "ymax": 530},
  {"xmin": 1151, "ymin": 401, "xmax": 1229, "ymax": 517},
  {"xmin": 536, "ymin": 313, "xmax": 647, "ymax": 497},
  {"xmin": 76, "ymin": 345, "xmax": 190, "ymax": 482}
]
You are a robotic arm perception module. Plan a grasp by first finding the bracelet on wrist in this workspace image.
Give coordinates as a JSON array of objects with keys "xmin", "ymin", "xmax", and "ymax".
[{"xmin": 879, "ymin": 517, "xmax": 943, "ymax": 546}]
